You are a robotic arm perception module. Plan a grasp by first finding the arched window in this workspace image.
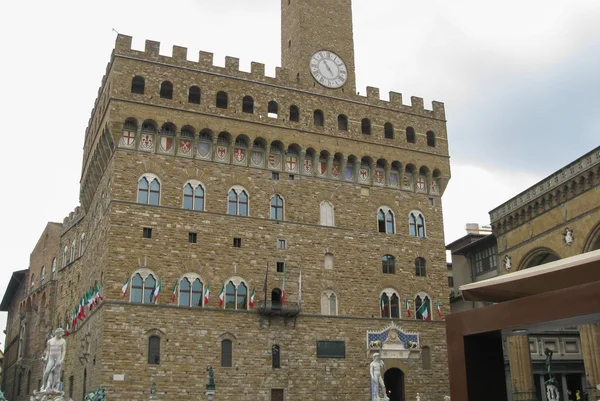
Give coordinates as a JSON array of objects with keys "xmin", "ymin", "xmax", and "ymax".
[
  {"xmin": 409, "ymin": 211, "xmax": 426, "ymax": 238},
  {"xmin": 79, "ymin": 233, "xmax": 85, "ymax": 257},
  {"xmin": 131, "ymin": 76, "xmax": 145, "ymax": 94},
  {"xmin": 130, "ymin": 271, "xmax": 158, "ymax": 304},
  {"xmin": 221, "ymin": 339, "xmax": 232, "ymax": 367},
  {"xmin": 321, "ymin": 290, "xmax": 337, "ymax": 316},
  {"xmin": 62, "ymin": 246, "xmax": 68, "ymax": 267},
  {"xmin": 216, "ymin": 91, "xmax": 228, "ymax": 109},
  {"xmin": 224, "ymin": 279, "xmax": 248, "ymax": 310},
  {"xmin": 377, "ymin": 208, "xmax": 395, "ymax": 234},
  {"xmin": 138, "ymin": 174, "xmax": 160, "ymax": 206},
  {"xmin": 337, "ymin": 114, "xmax": 348, "ymax": 131},
  {"xmin": 380, "ymin": 289, "xmax": 400, "ymax": 319},
  {"xmin": 426, "ymin": 131, "xmax": 436, "ymax": 147},
  {"xmin": 415, "ymin": 294, "xmax": 432, "ymax": 321},
  {"xmin": 179, "ymin": 276, "xmax": 204, "ymax": 307},
  {"xmin": 382, "ymin": 255, "xmax": 395, "ymax": 274},
  {"xmin": 183, "ymin": 181, "xmax": 205, "ymax": 211},
  {"xmin": 227, "ymin": 187, "xmax": 249, "ymax": 216},
  {"xmin": 160, "ymin": 81, "xmax": 173, "ymax": 99},
  {"xmin": 272, "ymin": 345, "xmax": 281, "ymax": 369},
  {"xmin": 384, "ymin": 123, "xmax": 394, "ymax": 139},
  {"xmin": 289, "ymin": 105, "xmax": 300, "ymax": 122},
  {"xmin": 361, "ymin": 118, "xmax": 371, "ymax": 135},
  {"xmin": 242, "ymin": 96, "xmax": 254, "ymax": 113},
  {"xmin": 40, "ymin": 266, "xmax": 46, "ymax": 284},
  {"xmin": 188, "ymin": 86, "xmax": 201, "ymax": 104},
  {"xmin": 30, "ymin": 273, "xmax": 35, "ymax": 290},
  {"xmin": 271, "ymin": 195, "xmax": 284, "ymax": 221},
  {"xmin": 415, "ymin": 257, "xmax": 426, "ymax": 277},
  {"xmin": 320, "ymin": 201, "xmax": 334, "ymax": 226},
  {"xmin": 70, "ymin": 239, "xmax": 76, "ymax": 262},
  {"xmin": 324, "ymin": 252, "xmax": 334, "ymax": 270},
  {"xmin": 148, "ymin": 335, "xmax": 160, "ymax": 364},
  {"xmin": 314, "ymin": 110, "xmax": 324, "ymax": 127},
  {"xmin": 406, "ymin": 127, "xmax": 416, "ymax": 143},
  {"xmin": 51, "ymin": 258, "xmax": 56, "ymax": 277},
  {"xmin": 268, "ymin": 101, "xmax": 279, "ymax": 118}
]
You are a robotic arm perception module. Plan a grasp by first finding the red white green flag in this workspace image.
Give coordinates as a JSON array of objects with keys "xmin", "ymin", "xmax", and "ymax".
[
  {"xmin": 71, "ymin": 307, "xmax": 78, "ymax": 328},
  {"xmin": 405, "ymin": 297, "xmax": 411, "ymax": 318},
  {"xmin": 78, "ymin": 297, "xmax": 86, "ymax": 321},
  {"xmin": 281, "ymin": 268, "xmax": 287, "ymax": 306},
  {"xmin": 121, "ymin": 278, "xmax": 129, "ymax": 299},
  {"xmin": 436, "ymin": 300, "xmax": 443, "ymax": 319},
  {"xmin": 381, "ymin": 297, "xmax": 386, "ymax": 316},
  {"xmin": 417, "ymin": 301, "xmax": 430, "ymax": 321},
  {"xmin": 219, "ymin": 284, "xmax": 225, "ymax": 307},
  {"xmin": 204, "ymin": 282, "xmax": 210, "ymax": 305},
  {"xmin": 94, "ymin": 282, "xmax": 104, "ymax": 304},
  {"xmin": 249, "ymin": 288, "xmax": 255, "ymax": 308},
  {"xmin": 152, "ymin": 281, "xmax": 162, "ymax": 303},
  {"xmin": 64, "ymin": 322, "xmax": 70, "ymax": 337},
  {"xmin": 171, "ymin": 282, "xmax": 178, "ymax": 303}
]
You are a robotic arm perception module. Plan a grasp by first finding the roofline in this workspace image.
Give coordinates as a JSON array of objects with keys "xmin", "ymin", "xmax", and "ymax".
[
  {"xmin": 0, "ymin": 269, "xmax": 28, "ymax": 311},
  {"xmin": 453, "ymin": 234, "xmax": 497, "ymax": 256},
  {"xmin": 445, "ymin": 233, "xmax": 487, "ymax": 250}
]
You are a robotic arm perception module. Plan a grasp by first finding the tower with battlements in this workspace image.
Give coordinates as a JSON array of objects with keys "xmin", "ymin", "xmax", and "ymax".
[{"xmin": 2, "ymin": 1, "xmax": 451, "ymax": 400}]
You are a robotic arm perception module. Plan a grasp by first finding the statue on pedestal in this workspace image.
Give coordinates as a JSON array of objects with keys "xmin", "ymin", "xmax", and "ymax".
[
  {"xmin": 0, "ymin": 389, "xmax": 6, "ymax": 401},
  {"xmin": 544, "ymin": 347, "xmax": 560, "ymax": 401},
  {"xmin": 370, "ymin": 353, "xmax": 389, "ymax": 401},
  {"xmin": 40, "ymin": 328, "xmax": 67, "ymax": 393}
]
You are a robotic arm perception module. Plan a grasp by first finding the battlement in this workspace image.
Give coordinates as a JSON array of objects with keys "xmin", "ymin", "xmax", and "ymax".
[
  {"xmin": 61, "ymin": 205, "xmax": 85, "ymax": 233},
  {"xmin": 113, "ymin": 34, "xmax": 446, "ymax": 119}
]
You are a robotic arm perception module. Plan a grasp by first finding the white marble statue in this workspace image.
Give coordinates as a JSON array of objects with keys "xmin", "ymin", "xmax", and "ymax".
[
  {"xmin": 370, "ymin": 353, "xmax": 389, "ymax": 401},
  {"xmin": 564, "ymin": 228, "xmax": 574, "ymax": 246},
  {"xmin": 41, "ymin": 328, "xmax": 67, "ymax": 392},
  {"xmin": 504, "ymin": 255, "xmax": 512, "ymax": 271},
  {"xmin": 416, "ymin": 393, "xmax": 421, "ymax": 401},
  {"xmin": 443, "ymin": 396, "xmax": 451, "ymax": 401},
  {"xmin": 546, "ymin": 383, "xmax": 560, "ymax": 401}
]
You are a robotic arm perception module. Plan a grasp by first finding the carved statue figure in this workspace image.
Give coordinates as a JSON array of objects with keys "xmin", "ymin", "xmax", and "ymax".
[
  {"xmin": 564, "ymin": 228, "xmax": 574, "ymax": 246},
  {"xmin": 546, "ymin": 383, "xmax": 560, "ymax": 401},
  {"xmin": 370, "ymin": 353, "xmax": 389, "ymax": 400},
  {"xmin": 504, "ymin": 255, "xmax": 512, "ymax": 270},
  {"xmin": 443, "ymin": 396, "xmax": 451, "ymax": 401},
  {"xmin": 0, "ymin": 389, "xmax": 6, "ymax": 400},
  {"xmin": 544, "ymin": 347, "xmax": 554, "ymax": 375},
  {"xmin": 416, "ymin": 393, "xmax": 421, "ymax": 401},
  {"xmin": 207, "ymin": 366, "xmax": 215, "ymax": 387},
  {"xmin": 41, "ymin": 328, "xmax": 67, "ymax": 392}
]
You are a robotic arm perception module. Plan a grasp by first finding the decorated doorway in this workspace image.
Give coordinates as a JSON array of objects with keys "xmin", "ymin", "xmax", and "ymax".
[{"xmin": 384, "ymin": 368, "xmax": 404, "ymax": 401}]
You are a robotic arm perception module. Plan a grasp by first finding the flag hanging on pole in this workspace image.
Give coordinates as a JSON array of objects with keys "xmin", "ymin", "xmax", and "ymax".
[
  {"xmin": 381, "ymin": 297, "xmax": 386, "ymax": 317},
  {"xmin": 171, "ymin": 282, "xmax": 178, "ymax": 303},
  {"xmin": 405, "ymin": 297, "xmax": 411, "ymax": 318},
  {"xmin": 94, "ymin": 282, "xmax": 103, "ymax": 304},
  {"xmin": 417, "ymin": 301, "xmax": 430, "ymax": 321},
  {"xmin": 249, "ymin": 288, "xmax": 255, "ymax": 308},
  {"xmin": 204, "ymin": 282, "xmax": 210, "ymax": 305},
  {"xmin": 152, "ymin": 281, "xmax": 162, "ymax": 304},
  {"xmin": 281, "ymin": 267, "xmax": 287, "ymax": 306},
  {"xmin": 436, "ymin": 300, "xmax": 443, "ymax": 319},
  {"xmin": 263, "ymin": 263, "xmax": 269, "ymax": 308},
  {"xmin": 219, "ymin": 284, "xmax": 225, "ymax": 307},
  {"xmin": 297, "ymin": 267, "xmax": 302, "ymax": 308},
  {"xmin": 121, "ymin": 278, "xmax": 129, "ymax": 299}
]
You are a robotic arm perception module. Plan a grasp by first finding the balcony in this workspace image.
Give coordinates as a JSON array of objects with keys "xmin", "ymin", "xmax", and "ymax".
[{"xmin": 257, "ymin": 301, "xmax": 301, "ymax": 317}]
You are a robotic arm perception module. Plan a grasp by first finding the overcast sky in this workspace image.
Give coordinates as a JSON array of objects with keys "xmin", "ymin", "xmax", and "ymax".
[{"xmin": 1, "ymin": 0, "xmax": 598, "ymax": 346}]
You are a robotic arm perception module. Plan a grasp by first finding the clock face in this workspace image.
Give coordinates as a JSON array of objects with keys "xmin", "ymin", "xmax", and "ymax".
[{"xmin": 309, "ymin": 50, "xmax": 348, "ymax": 89}]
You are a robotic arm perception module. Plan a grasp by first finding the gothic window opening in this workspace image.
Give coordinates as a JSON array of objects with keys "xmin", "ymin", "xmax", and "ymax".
[
  {"xmin": 148, "ymin": 335, "xmax": 160, "ymax": 364},
  {"xmin": 289, "ymin": 105, "xmax": 299, "ymax": 122},
  {"xmin": 382, "ymin": 255, "xmax": 395, "ymax": 274},
  {"xmin": 380, "ymin": 289, "xmax": 400, "ymax": 318},
  {"xmin": 228, "ymin": 188, "xmax": 249, "ymax": 216},
  {"xmin": 224, "ymin": 280, "xmax": 248, "ymax": 310},
  {"xmin": 138, "ymin": 175, "xmax": 161, "ymax": 206},
  {"xmin": 160, "ymin": 81, "xmax": 173, "ymax": 99},
  {"xmin": 320, "ymin": 201, "xmax": 334, "ymax": 226},
  {"xmin": 242, "ymin": 96, "xmax": 254, "ymax": 113},
  {"xmin": 321, "ymin": 291, "xmax": 337, "ymax": 315},
  {"xmin": 384, "ymin": 122, "xmax": 394, "ymax": 139},
  {"xmin": 272, "ymin": 345, "xmax": 281, "ymax": 368},
  {"xmin": 338, "ymin": 114, "xmax": 348, "ymax": 131},
  {"xmin": 415, "ymin": 257, "xmax": 426, "ymax": 277},
  {"xmin": 314, "ymin": 109, "xmax": 324, "ymax": 127},
  {"xmin": 216, "ymin": 91, "xmax": 228, "ymax": 109},
  {"xmin": 268, "ymin": 101, "xmax": 279, "ymax": 118},
  {"xmin": 131, "ymin": 76, "xmax": 145, "ymax": 94},
  {"xmin": 183, "ymin": 182, "xmax": 205, "ymax": 211},
  {"xmin": 406, "ymin": 127, "xmax": 416, "ymax": 143},
  {"xmin": 361, "ymin": 118, "xmax": 371, "ymax": 135},
  {"xmin": 415, "ymin": 295, "xmax": 431, "ymax": 320},
  {"xmin": 70, "ymin": 239, "xmax": 76, "ymax": 262},
  {"xmin": 271, "ymin": 194, "xmax": 284, "ymax": 221},
  {"xmin": 79, "ymin": 233, "xmax": 85, "ymax": 257},
  {"xmin": 188, "ymin": 86, "xmax": 201, "ymax": 104},
  {"xmin": 131, "ymin": 272, "xmax": 157, "ymax": 304},
  {"xmin": 377, "ymin": 208, "xmax": 395, "ymax": 233},
  {"xmin": 221, "ymin": 339, "xmax": 232, "ymax": 367},
  {"xmin": 179, "ymin": 277, "xmax": 203, "ymax": 307},
  {"xmin": 409, "ymin": 211, "xmax": 426, "ymax": 238},
  {"xmin": 426, "ymin": 131, "xmax": 436, "ymax": 147}
]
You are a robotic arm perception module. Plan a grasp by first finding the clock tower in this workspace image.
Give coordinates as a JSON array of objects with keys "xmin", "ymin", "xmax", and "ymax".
[{"xmin": 281, "ymin": 0, "xmax": 357, "ymax": 95}]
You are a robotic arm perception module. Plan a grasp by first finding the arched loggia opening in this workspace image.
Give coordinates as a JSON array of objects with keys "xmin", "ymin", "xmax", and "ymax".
[
  {"xmin": 383, "ymin": 367, "xmax": 405, "ymax": 401},
  {"xmin": 519, "ymin": 247, "xmax": 560, "ymax": 270},
  {"xmin": 583, "ymin": 222, "xmax": 600, "ymax": 252}
]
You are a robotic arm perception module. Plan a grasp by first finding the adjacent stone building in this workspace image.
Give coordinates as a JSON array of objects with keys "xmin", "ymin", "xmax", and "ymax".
[{"xmin": 1, "ymin": 1, "xmax": 452, "ymax": 400}]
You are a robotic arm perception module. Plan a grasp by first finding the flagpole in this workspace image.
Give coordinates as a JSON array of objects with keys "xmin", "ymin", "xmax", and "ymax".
[{"xmin": 263, "ymin": 263, "xmax": 269, "ymax": 308}]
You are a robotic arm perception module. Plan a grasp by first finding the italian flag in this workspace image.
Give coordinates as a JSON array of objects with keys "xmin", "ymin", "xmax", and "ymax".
[
  {"xmin": 121, "ymin": 278, "xmax": 129, "ymax": 298},
  {"xmin": 152, "ymin": 281, "xmax": 162, "ymax": 303},
  {"xmin": 94, "ymin": 282, "xmax": 104, "ymax": 305},
  {"xmin": 71, "ymin": 307, "xmax": 78, "ymax": 328},
  {"xmin": 405, "ymin": 297, "xmax": 411, "ymax": 318},
  {"xmin": 64, "ymin": 323, "xmax": 70, "ymax": 337},
  {"xmin": 204, "ymin": 282, "xmax": 210, "ymax": 305},
  {"xmin": 381, "ymin": 297, "xmax": 386, "ymax": 316},
  {"xmin": 249, "ymin": 288, "xmax": 255, "ymax": 308},
  {"xmin": 78, "ymin": 297, "xmax": 86, "ymax": 321},
  {"xmin": 87, "ymin": 289, "xmax": 94, "ymax": 310},
  {"xmin": 436, "ymin": 300, "xmax": 443, "ymax": 319},
  {"xmin": 281, "ymin": 268, "xmax": 287, "ymax": 306},
  {"xmin": 171, "ymin": 282, "xmax": 178, "ymax": 303},
  {"xmin": 219, "ymin": 284, "xmax": 225, "ymax": 307},
  {"xmin": 417, "ymin": 302, "xmax": 430, "ymax": 321}
]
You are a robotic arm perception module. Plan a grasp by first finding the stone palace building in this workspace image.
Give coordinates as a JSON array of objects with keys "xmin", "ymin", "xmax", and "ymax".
[{"xmin": 1, "ymin": 1, "xmax": 452, "ymax": 400}]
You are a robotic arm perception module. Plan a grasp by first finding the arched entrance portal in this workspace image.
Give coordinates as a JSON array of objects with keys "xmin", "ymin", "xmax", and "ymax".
[
  {"xmin": 383, "ymin": 368, "xmax": 404, "ymax": 401},
  {"xmin": 520, "ymin": 247, "xmax": 560, "ymax": 270}
]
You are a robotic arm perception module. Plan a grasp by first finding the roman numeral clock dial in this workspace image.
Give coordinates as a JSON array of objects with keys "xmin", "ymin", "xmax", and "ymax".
[{"xmin": 309, "ymin": 50, "xmax": 348, "ymax": 89}]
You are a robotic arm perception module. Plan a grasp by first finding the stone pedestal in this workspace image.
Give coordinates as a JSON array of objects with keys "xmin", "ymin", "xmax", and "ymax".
[
  {"xmin": 507, "ymin": 335, "xmax": 535, "ymax": 397},
  {"xmin": 31, "ymin": 389, "xmax": 69, "ymax": 401},
  {"xmin": 205, "ymin": 389, "xmax": 215, "ymax": 401},
  {"xmin": 580, "ymin": 323, "xmax": 600, "ymax": 400}
]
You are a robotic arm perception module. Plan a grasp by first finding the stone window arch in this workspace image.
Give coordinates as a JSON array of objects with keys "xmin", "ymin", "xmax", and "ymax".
[
  {"xmin": 338, "ymin": 114, "xmax": 348, "ymax": 131},
  {"xmin": 272, "ymin": 345, "xmax": 281, "ymax": 368},
  {"xmin": 409, "ymin": 210, "xmax": 426, "ymax": 238},
  {"xmin": 131, "ymin": 76, "xmax": 145, "ymax": 94},
  {"xmin": 223, "ymin": 277, "xmax": 248, "ymax": 310},
  {"xmin": 188, "ymin": 85, "xmax": 201, "ymax": 104},
  {"xmin": 227, "ymin": 185, "xmax": 249, "ymax": 216},
  {"xmin": 146, "ymin": 329, "xmax": 164, "ymax": 365},
  {"xmin": 79, "ymin": 233, "xmax": 86, "ymax": 257},
  {"xmin": 415, "ymin": 257, "xmax": 426, "ymax": 277},
  {"xmin": 426, "ymin": 131, "xmax": 436, "ymax": 147},
  {"xmin": 242, "ymin": 95, "xmax": 254, "ymax": 113},
  {"xmin": 183, "ymin": 180, "xmax": 206, "ymax": 211},
  {"xmin": 384, "ymin": 122, "xmax": 394, "ymax": 139},
  {"xmin": 320, "ymin": 201, "xmax": 334, "ymax": 226},
  {"xmin": 178, "ymin": 273, "xmax": 205, "ymax": 307},
  {"xmin": 289, "ymin": 105, "xmax": 300, "ymax": 122},
  {"xmin": 51, "ymin": 258, "xmax": 56, "ymax": 277},
  {"xmin": 377, "ymin": 206, "xmax": 395, "ymax": 234},
  {"xmin": 361, "ymin": 118, "xmax": 371, "ymax": 135},
  {"xmin": 130, "ymin": 268, "xmax": 158, "ymax": 304},
  {"xmin": 160, "ymin": 81, "xmax": 173, "ymax": 99},
  {"xmin": 415, "ymin": 292, "xmax": 432, "ymax": 321},
  {"xmin": 270, "ymin": 194, "xmax": 284, "ymax": 221},
  {"xmin": 40, "ymin": 266, "xmax": 46, "ymax": 284},
  {"xmin": 221, "ymin": 339, "xmax": 233, "ymax": 367},
  {"xmin": 382, "ymin": 255, "xmax": 395, "ymax": 274},
  {"xmin": 62, "ymin": 246, "xmax": 68, "ymax": 267},
  {"xmin": 406, "ymin": 127, "xmax": 416, "ymax": 143},
  {"xmin": 268, "ymin": 100, "xmax": 279, "ymax": 118},
  {"xmin": 138, "ymin": 173, "xmax": 161, "ymax": 206},
  {"xmin": 70, "ymin": 239, "xmax": 76, "ymax": 262},
  {"xmin": 321, "ymin": 290, "xmax": 338, "ymax": 316},
  {"xmin": 324, "ymin": 252, "xmax": 334, "ymax": 270},
  {"xmin": 380, "ymin": 288, "xmax": 400, "ymax": 318},
  {"xmin": 216, "ymin": 91, "xmax": 228, "ymax": 109},
  {"xmin": 314, "ymin": 109, "xmax": 324, "ymax": 127}
]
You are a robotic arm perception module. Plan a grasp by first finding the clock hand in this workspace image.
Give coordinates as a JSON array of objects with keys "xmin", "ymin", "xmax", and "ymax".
[{"xmin": 322, "ymin": 60, "xmax": 334, "ymax": 77}]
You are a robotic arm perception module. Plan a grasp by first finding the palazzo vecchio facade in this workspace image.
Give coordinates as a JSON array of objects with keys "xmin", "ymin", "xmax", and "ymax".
[{"xmin": 1, "ymin": 1, "xmax": 452, "ymax": 400}]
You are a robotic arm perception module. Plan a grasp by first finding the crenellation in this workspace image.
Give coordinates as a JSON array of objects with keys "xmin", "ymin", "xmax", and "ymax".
[
  {"xmin": 251, "ymin": 61, "xmax": 265, "ymax": 78},
  {"xmin": 144, "ymin": 39, "xmax": 160, "ymax": 57},
  {"xmin": 115, "ymin": 34, "xmax": 132, "ymax": 53},
  {"xmin": 171, "ymin": 45, "xmax": 188, "ymax": 63},
  {"xmin": 366, "ymin": 86, "xmax": 380, "ymax": 100},
  {"xmin": 389, "ymin": 91, "xmax": 403, "ymax": 107},
  {"xmin": 411, "ymin": 96, "xmax": 424, "ymax": 111},
  {"xmin": 199, "ymin": 50, "xmax": 214, "ymax": 69},
  {"xmin": 432, "ymin": 101, "xmax": 446, "ymax": 120},
  {"xmin": 225, "ymin": 55, "xmax": 240, "ymax": 72}
]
